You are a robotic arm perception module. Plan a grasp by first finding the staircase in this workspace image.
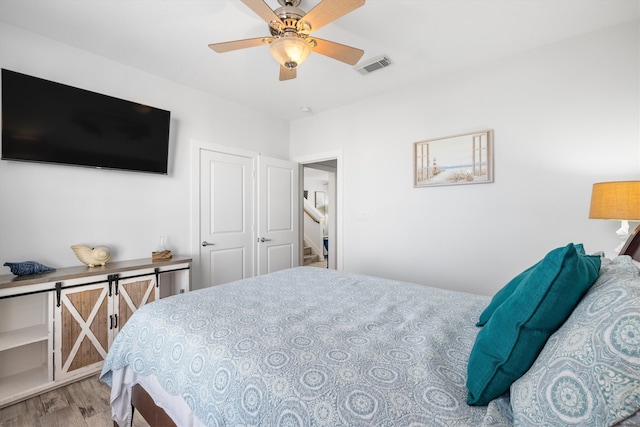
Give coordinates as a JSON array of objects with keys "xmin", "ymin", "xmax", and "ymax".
[{"xmin": 303, "ymin": 245, "xmax": 320, "ymax": 265}]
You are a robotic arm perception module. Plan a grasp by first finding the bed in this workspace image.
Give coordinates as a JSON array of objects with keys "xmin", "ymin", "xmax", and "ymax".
[{"xmin": 100, "ymin": 237, "xmax": 640, "ymax": 426}]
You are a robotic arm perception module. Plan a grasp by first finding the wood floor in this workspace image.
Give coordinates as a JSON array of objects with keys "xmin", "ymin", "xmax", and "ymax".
[
  {"xmin": 307, "ymin": 260, "xmax": 328, "ymax": 268},
  {"xmin": 0, "ymin": 375, "xmax": 150, "ymax": 427}
]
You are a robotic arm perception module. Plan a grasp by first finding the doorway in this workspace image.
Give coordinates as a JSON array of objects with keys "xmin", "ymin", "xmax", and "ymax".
[{"xmin": 299, "ymin": 154, "xmax": 341, "ymax": 270}]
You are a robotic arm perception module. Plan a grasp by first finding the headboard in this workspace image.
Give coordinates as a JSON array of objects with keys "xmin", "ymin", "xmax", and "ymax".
[{"xmin": 620, "ymin": 226, "xmax": 640, "ymax": 261}]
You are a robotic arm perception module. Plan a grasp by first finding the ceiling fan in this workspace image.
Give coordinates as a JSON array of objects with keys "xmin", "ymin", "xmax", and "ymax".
[{"xmin": 208, "ymin": 0, "xmax": 365, "ymax": 81}]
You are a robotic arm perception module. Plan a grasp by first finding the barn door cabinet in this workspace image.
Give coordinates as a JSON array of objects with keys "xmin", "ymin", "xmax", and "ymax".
[
  {"xmin": 54, "ymin": 273, "xmax": 159, "ymax": 381},
  {"xmin": 0, "ymin": 256, "xmax": 191, "ymax": 409}
]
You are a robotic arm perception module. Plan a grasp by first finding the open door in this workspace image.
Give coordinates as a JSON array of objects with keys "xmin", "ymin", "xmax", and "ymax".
[{"xmin": 302, "ymin": 160, "xmax": 337, "ymax": 269}]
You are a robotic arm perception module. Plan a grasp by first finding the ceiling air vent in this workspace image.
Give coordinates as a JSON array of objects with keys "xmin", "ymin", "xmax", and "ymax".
[{"xmin": 355, "ymin": 55, "xmax": 393, "ymax": 75}]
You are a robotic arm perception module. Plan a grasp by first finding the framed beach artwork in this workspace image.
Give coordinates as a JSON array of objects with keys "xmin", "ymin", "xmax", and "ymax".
[{"xmin": 414, "ymin": 129, "xmax": 494, "ymax": 187}]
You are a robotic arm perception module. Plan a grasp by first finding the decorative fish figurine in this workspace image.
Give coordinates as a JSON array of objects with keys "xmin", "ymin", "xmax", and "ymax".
[
  {"xmin": 4, "ymin": 261, "xmax": 56, "ymax": 276},
  {"xmin": 71, "ymin": 244, "xmax": 111, "ymax": 267}
]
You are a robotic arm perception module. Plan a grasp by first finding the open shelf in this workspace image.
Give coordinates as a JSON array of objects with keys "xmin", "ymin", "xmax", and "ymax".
[
  {"xmin": 0, "ymin": 325, "xmax": 49, "ymax": 352},
  {"xmin": 0, "ymin": 364, "xmax": 50, "ymax": 405}
]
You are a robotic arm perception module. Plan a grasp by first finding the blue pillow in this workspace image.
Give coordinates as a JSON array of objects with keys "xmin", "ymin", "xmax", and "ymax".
[
  {"xmin": 476, "ymin": 244, "xmax": 587, "ymax": 327},
  {"xmin": 476, "ymin": 264, "xmax": 536, "ymax": 327},
  {"xmin": 466, "ymin": 243, "xmax": 600, "ymax": 406}
]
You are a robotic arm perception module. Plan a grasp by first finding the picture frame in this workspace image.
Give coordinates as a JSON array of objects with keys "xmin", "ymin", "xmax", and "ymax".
[
  {"xmin": 315, "ymin": 191, "xmax": 326, "ymax": 214},
  {"xmin": 414, "ymin": 129, "xmax": 494, "ymax": 187}
]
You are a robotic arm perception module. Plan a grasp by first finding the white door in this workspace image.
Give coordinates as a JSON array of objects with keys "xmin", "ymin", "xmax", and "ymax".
[
  {"xmin": 257, "ymin": 156, "xmax": 299, "ymax": 274},
  {"xmin": 199, "ymin": 149, "xmax": 255, "ymax": 286}
]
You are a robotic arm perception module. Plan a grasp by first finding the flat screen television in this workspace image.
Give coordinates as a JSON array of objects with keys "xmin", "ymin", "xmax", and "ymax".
[{"xmin": 1, "ymin": 69, "xmax": 171, "ymax": 174}]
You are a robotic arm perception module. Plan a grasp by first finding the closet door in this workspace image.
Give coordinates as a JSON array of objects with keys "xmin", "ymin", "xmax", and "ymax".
[
  {"xmin": 199, "ymin": 148, "xmax": 255, "ymax": 286},
  {"xmin": 256, "ymin": 156, "xmax": 299, "ymax": 275}
]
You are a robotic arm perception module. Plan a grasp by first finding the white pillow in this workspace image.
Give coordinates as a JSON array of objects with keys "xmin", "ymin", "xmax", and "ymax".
[{"xmin": 511, "ymin": 256, "xmax": 640, "ymax": 426}]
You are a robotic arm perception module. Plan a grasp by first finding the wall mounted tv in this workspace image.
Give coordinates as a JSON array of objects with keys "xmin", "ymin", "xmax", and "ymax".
[{"xmin": 1, "ymin": 69, "xmax": 171, "ymax": 174}]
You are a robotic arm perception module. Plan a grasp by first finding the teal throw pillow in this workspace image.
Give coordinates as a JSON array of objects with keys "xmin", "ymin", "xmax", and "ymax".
[
  {"xmin": 466, "ymin": 243, "xmax": 601, "ymax": 406},
  {"xmin": 476, "ymin": 264, "xmax": 536, "ymax": 327},
  {"xmin": 476, "ymin": 244, "xmax": 587, "ymax": 327}
]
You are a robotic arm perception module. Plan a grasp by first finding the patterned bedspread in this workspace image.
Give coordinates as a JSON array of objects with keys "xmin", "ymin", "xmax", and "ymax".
[{"xmin": 101, "ymin": 267, "xmax": 512, "ymax": 426}]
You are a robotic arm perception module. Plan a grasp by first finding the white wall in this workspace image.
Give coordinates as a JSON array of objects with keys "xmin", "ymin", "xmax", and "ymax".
[
  {"xmin": 290, "ymin": 21, "xmax": 640, "ymax": 296},
  {"xmin": 0, "ymin": 23, "xmax": 289, "ymax": 273},
  {"xmin": 304, "ymin": 170, "xmax": 329, "ymax": 213}
]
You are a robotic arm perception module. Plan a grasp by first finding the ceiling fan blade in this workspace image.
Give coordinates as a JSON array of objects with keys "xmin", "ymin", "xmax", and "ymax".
[
  {"xmin": 312, "ymin": 38, "xmax": 364, "ymax": 65},
  {"xmin": 302, "ymin": 0, "xmax": 365, "ymax": 33},
  {"xmin": 241, "ymin": 0, "xmax": 283, "ymax": 26},
  {"xmin": 208, "ymin": 37, "xmax": 271, "ymax": 53},
  {"xmin": 280, "ymin": 65, "xmax": 297, "ymax": 81}
]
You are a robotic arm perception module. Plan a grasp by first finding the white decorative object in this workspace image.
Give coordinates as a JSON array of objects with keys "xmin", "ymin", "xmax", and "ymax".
[
  {"xmin": 71, "ymin": 244, "xmax": 111, "ymax": 267},
  {"xmin": 156, "ymin": 236, "xmax": 167, "ymax": 252}
]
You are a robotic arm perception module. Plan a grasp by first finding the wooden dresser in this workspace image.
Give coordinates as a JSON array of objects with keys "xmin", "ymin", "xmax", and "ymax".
[{"xmin": 0, "ymin": 256, "xmax": 191, "ymax": 408}]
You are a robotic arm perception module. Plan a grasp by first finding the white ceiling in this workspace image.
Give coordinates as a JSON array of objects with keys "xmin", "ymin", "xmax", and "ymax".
[{"xmin": 0, "ymin": 0, "xmax": 638, "ymax": 121}]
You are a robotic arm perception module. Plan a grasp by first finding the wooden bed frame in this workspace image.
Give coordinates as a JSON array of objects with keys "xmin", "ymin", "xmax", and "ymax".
[
  {"xmin": 619, "ymin": 225, "xmax": 640, "ymax": 261},
  {"xmin": 113, "ymin": 384, "xmax": 177, "ymax": 427},
  {"xmin": 114, "ymin": 231, "xmax": 640, "ymax": 427}
]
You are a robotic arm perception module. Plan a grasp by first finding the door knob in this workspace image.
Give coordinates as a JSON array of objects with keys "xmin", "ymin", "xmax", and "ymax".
[
  {"xmin": 202, "ymin": 241, "xmax": 215, "ymax": 247},
  {"xmin": 260, "ymin": 237, "xmax": 272, "ymax": 242}
]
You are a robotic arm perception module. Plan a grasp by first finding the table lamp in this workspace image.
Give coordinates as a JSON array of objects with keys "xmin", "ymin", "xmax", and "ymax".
[{"xmin": 589, "ymin": 181, "xmax": 640, "ymax": 253}]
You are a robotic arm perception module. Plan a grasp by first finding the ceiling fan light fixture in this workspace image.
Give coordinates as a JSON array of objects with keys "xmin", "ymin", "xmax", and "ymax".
[
  {"xmin": 269, "ymin": 36, "xmax": 312, "ymax": 69},
  {"xmin": 209, "ymin": 0, "xmax": 366, "ymax": 81}
]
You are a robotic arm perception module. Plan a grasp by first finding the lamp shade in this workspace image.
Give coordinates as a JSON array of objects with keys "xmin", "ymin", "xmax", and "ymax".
[
  {"xmin": 269, "ymin": 37, "xmax": 311, "ymax": 69},
  {"xmin": 589, "ymin": 181, "xmax": 640, "ymax": 220}
]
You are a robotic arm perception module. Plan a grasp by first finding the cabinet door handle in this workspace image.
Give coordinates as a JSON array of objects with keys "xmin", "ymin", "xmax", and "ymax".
[
  {"xmin": 114, "ymin": 314, "xmax": 118, "ymax": 329},
  {"xmin": 109, "ymin": 314, "xmax": 113, "ymax": 329},
  {"xmin": 202, "ymin": 241, "xmax": 215, "ymax": 247}
]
